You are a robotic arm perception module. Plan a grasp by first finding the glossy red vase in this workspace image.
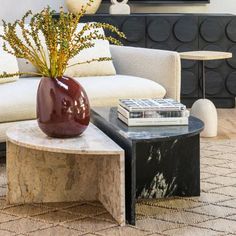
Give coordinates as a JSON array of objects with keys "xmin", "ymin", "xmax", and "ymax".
[{"xmin": 37, "ymin": 76, "xmax": 90, "ymax": 138}]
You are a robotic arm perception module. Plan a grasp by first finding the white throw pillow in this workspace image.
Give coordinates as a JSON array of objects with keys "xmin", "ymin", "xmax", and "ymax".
[
  {"xmin": 0, "ymin": 26, "xmax": 19, "ymax": 84},
  {"xmin": 17, "ymin": 58, "xmax": 39, "ymax": 77},
  {"xmin": 65, "ymin": 23, "xmax": 116, "ymax": 77},
  {"xmin": 16, "ymin": 23, "xmax": 116, "ymax": 78}
]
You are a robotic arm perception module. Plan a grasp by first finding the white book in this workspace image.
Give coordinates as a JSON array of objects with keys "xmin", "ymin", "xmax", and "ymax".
[
  {"xmin": 118, "ymin": 105, "xmax": 190, "ymax": 119},
  {"xmin": 118, "ymin": 113, "xmax": 189, "ymax": 126},
  {"xmin": 119, "ymin": 98, "xmax": 186, "ymax": 112}
]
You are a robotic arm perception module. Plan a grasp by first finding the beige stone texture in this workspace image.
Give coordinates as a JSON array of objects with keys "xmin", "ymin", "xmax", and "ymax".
[
  {"xmin": 179, "ymin": 51, "xmax": 232, "ymax": 61},
  {"xmin": 6, "ymin": 122, "xmax": 125, "ymax": 225}
]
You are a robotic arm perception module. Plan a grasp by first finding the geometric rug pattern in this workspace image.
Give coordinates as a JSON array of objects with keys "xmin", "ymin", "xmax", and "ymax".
[{"xmin": 0, "ymin": 139, "xmax": 235, "ymax": 235}]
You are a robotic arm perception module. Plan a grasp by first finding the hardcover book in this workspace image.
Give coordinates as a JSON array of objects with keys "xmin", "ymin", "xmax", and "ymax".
[
  {"xmin": 118, "ymin": 105, "xmax": 190, "ymax": 119},
  {"xmin": 119, "ymin": 98, "xmax": 186, "ymax": 112},
  {"xmin": 118, "ymin": 113, "xmax": 189, "ymax": 126}
]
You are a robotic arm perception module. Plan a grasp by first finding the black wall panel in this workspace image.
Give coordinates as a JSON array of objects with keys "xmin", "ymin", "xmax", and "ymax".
[
  {"xmin": 198, "ymin": 16, "xmax": 236, "ymax": 107},
  {"xmin": 146, "ymin": 16, "xmax": 199, "ymax": 104},
  {"xmin": 82, "ymin": 15, "xmax": 146, "ymax": 47},
  {"xmin": 80, "ymin": 14, "xmax": 236, "ymax": 108}
]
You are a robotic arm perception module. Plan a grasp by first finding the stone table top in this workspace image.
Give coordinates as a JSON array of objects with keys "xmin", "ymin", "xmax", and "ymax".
[
  {"xmin": 91, "ymin": 107, "xmax": 204, "ymax": 142},
  {"xmin": 179, "ymin": 51, "xmax": 232, "ymax": 60},
  {"xmin": 6, "ymin": 121, "xmax": 123, "ymax": 155}
]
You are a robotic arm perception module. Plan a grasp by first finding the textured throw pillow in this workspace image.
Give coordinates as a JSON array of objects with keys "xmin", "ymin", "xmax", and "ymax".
[
  {"xmin": 65, "ymin": 23, "xmax": 116, "ymax": 77},
  {"xmin": 17, "ymin": 58, "xmax": 39, "ymax": 77},
  {"xmin": 0, "ymin": 27, "xmax": 19, "ymax": 84},
  {"xmin": 16, "ymin": 23, "xmax": 116, "ymax": 78}
]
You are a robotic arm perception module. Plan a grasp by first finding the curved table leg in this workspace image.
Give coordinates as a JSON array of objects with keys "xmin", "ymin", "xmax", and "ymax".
[{"xmin": 191, "ymin": 60, "xmax": 218, "ymax": 138}]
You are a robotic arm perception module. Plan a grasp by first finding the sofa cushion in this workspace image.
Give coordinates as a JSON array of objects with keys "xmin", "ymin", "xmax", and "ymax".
[
  {"xmin": 0, "ymin": 75, "xmax": 166, "ymax": 123},
  {"xmin": 65, "ymin": 23, "xmax": 116, "ymax": 77},
  {"xmin": 77, "ymin": 75, "xmax": 166, "ymax": 106},
  {"xmin": 0, "ymin": 77, "xmax": 40, "ymax": 123}
]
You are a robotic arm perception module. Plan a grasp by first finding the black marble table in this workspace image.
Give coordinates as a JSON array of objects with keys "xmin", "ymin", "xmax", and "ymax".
[{"xmin": 91, "ymin": 107, "xmax": 204, "ymax": 225}]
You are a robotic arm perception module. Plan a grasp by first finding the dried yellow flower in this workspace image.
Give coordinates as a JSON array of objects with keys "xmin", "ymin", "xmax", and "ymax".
[{"xmin": 0, "ymin": 0, "xmax": 125, "ymax": 79}]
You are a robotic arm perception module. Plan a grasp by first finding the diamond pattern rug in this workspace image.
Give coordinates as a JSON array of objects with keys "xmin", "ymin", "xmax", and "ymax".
[{"xmin": 0, "ymin": 139, "xmax": 235, "ymax": 235}]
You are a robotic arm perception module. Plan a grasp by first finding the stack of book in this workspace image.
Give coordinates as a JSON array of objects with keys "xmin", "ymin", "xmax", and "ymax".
[{"xmin": 118, "ymin": 98, "xmax": 190, "ymax": 126}]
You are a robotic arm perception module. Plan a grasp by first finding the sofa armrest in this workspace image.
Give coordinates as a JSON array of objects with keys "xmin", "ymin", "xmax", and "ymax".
[{"xmin": 110, "ymin": 45, "xmax": 181, "ymax": 101}]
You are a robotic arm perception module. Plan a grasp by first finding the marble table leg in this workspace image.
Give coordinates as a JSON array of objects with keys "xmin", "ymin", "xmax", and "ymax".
[
  {"xmin": 136, "ymin": 135, "xmax": 200, "ymax": 198},
  {"xmin": 6, "ymin": 141, "xmax": 125, "ymax": 225},
  {"xmin": 98, "ymin": 154, "xmax": 125, "ymax": 226}
]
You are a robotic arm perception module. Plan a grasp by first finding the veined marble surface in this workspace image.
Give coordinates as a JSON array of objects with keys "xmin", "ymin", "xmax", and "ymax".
[
  {"xmin": 6, "ymin": 121, "xmax": 125, "ymax": 225},
  {"xmin": 92, "ymin": 107, "xmax": 204, "ymax": 141},
  {"xmin": 6, "ymin": 121, "xmax": 123, "ymax": 155}
]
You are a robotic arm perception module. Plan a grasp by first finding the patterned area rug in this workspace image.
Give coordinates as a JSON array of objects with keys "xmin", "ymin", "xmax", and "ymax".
[{"xmin": 0, "ymin": 139, "xmax": 235, "ymax": 235}]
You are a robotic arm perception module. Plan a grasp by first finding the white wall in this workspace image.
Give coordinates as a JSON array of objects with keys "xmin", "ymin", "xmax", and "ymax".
[
  {"xmin": 0, "ymin": 0, "xmax": 66, "ymax": 23},
  {"xmin": 0, "ymin": 0, "xmax": 235, "ymax": 23},
  {"xmin": 131, "ymin": 0, "xmax": 236, "ymax": 14}
]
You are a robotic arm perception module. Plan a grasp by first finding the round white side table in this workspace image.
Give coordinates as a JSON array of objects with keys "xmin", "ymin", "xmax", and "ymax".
[{"xmin": 179, "ymin": 51, "xmax": 232, "ymax": 138}]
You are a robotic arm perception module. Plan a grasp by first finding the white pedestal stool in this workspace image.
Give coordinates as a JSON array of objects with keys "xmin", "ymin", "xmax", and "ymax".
[{"xmin": 179, "ymin": 51, "xmax": 232, "ymax": 137}]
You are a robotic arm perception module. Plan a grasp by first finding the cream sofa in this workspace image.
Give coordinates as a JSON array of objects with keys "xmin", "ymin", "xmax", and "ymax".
[{"xmin": 0, "ymin": 45, "xmax": 181, "ymax": 144}]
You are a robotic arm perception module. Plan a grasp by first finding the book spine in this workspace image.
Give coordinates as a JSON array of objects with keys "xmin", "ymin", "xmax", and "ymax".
[
  {"xmin": 118, "ymin": 105, "xmax": 189, "ymax": 119},
  {"xmin": 117, "ymin": 106, "xmax": 133, "ymax": 118},
  {"xmin": 119, "ymin": 103, "xmax": 186, "ymax": 112},
  {"xmin": 118, "ymin": 113, "xmax": 189, "ymax": 126}
]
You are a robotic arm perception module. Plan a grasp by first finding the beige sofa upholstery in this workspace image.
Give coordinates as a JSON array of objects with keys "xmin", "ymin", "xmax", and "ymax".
[
  {"xmin": 0, "ymin": 45, "xmax": 181, "ymax": 143},
  {"xmin": 110, "ymin": 45, "xmax": 181, "ymax": 101},
  {"xmin": 0, "ymin": 75, "xmax": 166, "ymax": 124}
]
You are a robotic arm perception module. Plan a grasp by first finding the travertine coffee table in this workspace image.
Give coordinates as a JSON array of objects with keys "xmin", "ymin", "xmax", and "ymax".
[{"xmin": 6, "ymin": 121, "xmax": 125, "ymax": 225}]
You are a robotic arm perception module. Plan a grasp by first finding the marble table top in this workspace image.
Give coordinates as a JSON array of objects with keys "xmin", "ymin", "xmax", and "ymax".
[
  {"xmin": 179, "ymin": 51, "xmax": 232, "ymax": 61},
  {"xmin": 91, "ymin": 107, "xmax": 204, "ymax": 141},
  {"xmin": 6, "ymin": 121, "xmax": 123, "ymax": 155}
]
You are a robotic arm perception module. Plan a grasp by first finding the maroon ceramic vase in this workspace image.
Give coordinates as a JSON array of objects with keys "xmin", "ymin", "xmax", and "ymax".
[{"xmin": 37, "ymin": 76, "xmax": 90, "ymax": 138}]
